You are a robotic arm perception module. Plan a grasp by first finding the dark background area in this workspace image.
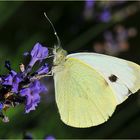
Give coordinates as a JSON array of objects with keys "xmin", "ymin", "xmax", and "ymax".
[{"xmin": 0, "ymin": 1, "xmax": 140, "ymax": 139}]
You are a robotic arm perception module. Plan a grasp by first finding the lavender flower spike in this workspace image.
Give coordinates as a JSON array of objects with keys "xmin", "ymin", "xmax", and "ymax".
[
  {"xmin": 29, "ymin": 43, "xmax": 49, "ymax": 67},
  {"xmin": 0, "ymin": 42, "xmax": 49, "ymax": 122}
]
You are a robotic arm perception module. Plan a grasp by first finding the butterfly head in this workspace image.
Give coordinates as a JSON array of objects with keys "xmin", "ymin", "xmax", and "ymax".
[{"xmin": 53, "ymin": 46, "xmax": 67, "ymax": 66}]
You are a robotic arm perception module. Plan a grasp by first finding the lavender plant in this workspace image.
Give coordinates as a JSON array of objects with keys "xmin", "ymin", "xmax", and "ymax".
[
  {"xmin": 0, "ymin": 42, "xmax": 49, "ymax": 122},
  {"xmin": 83, "ymin": 0, "xmax": 125, "ymax": 22},
  {"xmin": 93, "ymin": 25, "xmax": 137, "ymax": 56}
]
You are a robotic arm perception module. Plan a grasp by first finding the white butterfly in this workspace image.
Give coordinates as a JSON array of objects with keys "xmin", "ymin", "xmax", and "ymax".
[{"xmin": 52, "ymin": 47, "xmax": 140, "ymax": 128}]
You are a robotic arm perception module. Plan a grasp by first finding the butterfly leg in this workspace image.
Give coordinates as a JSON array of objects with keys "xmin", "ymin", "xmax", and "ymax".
[{"xmin": 30, "ymin": 71, "xmax": 53, "ymax": 81}]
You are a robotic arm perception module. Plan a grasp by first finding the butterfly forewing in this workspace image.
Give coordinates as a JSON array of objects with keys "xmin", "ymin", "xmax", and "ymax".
[{"xmin": 68, "ymin": 53, "xmax": 140, "ymax": 104}]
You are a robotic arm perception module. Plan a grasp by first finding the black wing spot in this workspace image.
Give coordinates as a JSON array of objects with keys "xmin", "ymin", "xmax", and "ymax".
[{"xmin": 109, "ymin": 74, "xmax": 118, "ymax": 82}]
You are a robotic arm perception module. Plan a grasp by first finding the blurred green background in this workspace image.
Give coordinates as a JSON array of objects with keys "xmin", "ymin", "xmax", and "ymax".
[{"xmin": 0, "ymin": 1, "xmax": 140, "ymax": 139}]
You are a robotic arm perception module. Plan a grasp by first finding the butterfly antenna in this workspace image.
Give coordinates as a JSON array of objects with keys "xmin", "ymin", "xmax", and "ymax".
[{"xmin": 44, "ymin": 12, "xmax": 61, "ymax": 48}]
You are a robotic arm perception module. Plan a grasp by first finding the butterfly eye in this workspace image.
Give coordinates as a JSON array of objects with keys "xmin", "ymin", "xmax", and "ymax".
[{"xmin": 59, "ymin": 55, "xmax": 63, "ymax": 58}]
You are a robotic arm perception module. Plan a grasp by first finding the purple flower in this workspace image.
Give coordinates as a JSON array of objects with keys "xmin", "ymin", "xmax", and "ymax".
[
  {"xmin": 2, "ymin": 70, "xmax": 22, "ymax": 93},
  {"xmin": 0, "ymin": 103, "xmax": 3, "ymax": 111},
  {"xmin": 12, "ymin": 75, "xmax": 22, "ymax": 93},
  {"xmin": 45, "ymin": 136, "xmax": 55, "ymax": 140},
  {"xmin": 99, "ymin": 9, "xmax": 111, "ymax": 22},
  {"xmin": 36, "ymin": 63, "xmax": 49, "ymax": 75},
  {"xmin": 3, "ymin": 75, "xmax": 13, "ymax": 85},
  {"xmin": 85, "ymin": 0, "xmax": 95, "ymax": 9},
  {"xmin": 29, "ymin": 43, "xmax": 49, "ymax": 67},
  {"xmin": 20, "ymin": 80, "xmax": 47, "ymax": 113},
  {"xmin": 83, "ymin": 0, "xmax": 95, "ymax": 20},
  {"xmin": 3, "ymin": 70, "xmax": 17, "ymax": 85}
]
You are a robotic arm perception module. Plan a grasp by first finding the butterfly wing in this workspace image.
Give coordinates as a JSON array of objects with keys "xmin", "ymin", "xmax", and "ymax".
[
  {"xmin": 68, "ymin": 53, "xmax": 140, "ymax": 104},
  {"xmin": 54, "ymin": 57, "xmax": 118, "ymax": 128}
]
